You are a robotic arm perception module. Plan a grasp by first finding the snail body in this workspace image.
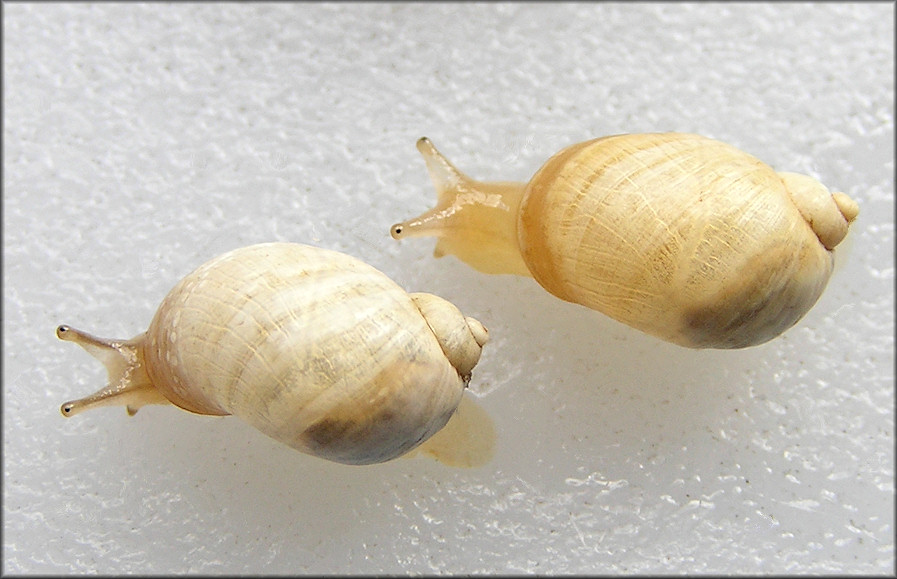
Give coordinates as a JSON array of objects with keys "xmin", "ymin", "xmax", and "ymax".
[
  {"xmin": 58, "ymin": 242, "xmax": 489, "ymax": 465},
  {"xmin": 391, "ymin": 133, "xmax": 859, "ymax": 349}
]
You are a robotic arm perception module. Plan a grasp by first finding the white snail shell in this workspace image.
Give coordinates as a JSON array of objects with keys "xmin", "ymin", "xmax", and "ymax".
[
  {"xmin": 58, "ymin": 242, "xmax": 489, "ymax": 465},
  {"xmin": 391, "ymin": 132, "xmax": 860, "ymax": 349}
]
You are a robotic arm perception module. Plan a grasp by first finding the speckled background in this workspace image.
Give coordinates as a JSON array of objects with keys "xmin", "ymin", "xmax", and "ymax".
[{"xmin": 3, "ymin": 3, "xmax": 894, "ymax": 574}]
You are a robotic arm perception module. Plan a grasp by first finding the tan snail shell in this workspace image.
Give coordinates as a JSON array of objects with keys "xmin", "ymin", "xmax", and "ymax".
[
  {"xmin": 391, "ymin": 132, "xmax": 859, "ymax": 349},
  {"xmin": 58, "ymin": 242, "xmax": 489, "ymax": 466}
]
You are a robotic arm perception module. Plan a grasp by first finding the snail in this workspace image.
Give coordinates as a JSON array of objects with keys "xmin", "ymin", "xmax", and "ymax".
[
  {"xmin": 390, "ymin": 132, "xmax": 860, "ymax": 349},
  {"xmin": 57, "ymin": 242, "xmax": 491, "ymax": 466}
]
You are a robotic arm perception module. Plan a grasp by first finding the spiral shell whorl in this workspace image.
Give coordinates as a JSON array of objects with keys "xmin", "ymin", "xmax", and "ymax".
[
  {"xmin": 779, "ymin": 172, "xmax": 858, "ymax": 250},
  {"xmin": 410, "ymin": 293, "xmax": 489, "ymax": 381}
]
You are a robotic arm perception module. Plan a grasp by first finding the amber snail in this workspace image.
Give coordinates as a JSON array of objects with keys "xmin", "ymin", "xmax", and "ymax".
[
  {"xmin": 390, "ymin": 132, "xmax": 859, "ymax": 349},
  {"xmin": 57, "ymin": 242, "xmax": 490, "ymax": 466}
]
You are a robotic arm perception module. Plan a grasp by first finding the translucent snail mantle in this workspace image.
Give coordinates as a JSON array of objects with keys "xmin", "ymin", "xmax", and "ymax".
[
  {"xmin": 58, "ymin": 242, "xmax": 489, "ymax": 466},
  {"xmin": 391, "ymin": 132, "xmax": 859, "ymax": 349}
]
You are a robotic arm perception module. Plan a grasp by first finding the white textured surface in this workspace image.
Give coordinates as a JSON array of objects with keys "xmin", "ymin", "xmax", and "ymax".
[{"xmin": 3, "ymin": 3, "xmax": 893, "ymax": 574}]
